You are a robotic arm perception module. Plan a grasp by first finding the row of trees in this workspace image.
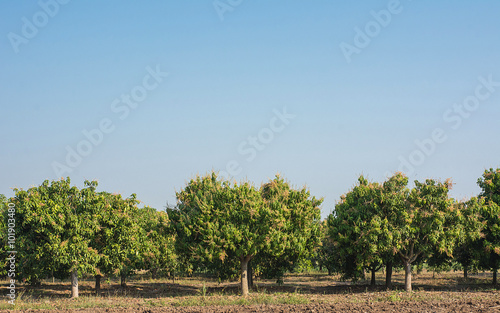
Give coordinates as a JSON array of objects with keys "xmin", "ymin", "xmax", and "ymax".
[
  {"xmin": 0, "ymin": 174, "xmax": 322, "ymax": 297},
  {"xmin": 323, "ymin": 169, "xmax": 500, "ymax": 291},
  {"xmin": 0, "ymin": 178, "xmax": 176, "ymax": 298},
  {"xmin": 1, "ymin": 168, "xmax": 499, "ymax": 297}
]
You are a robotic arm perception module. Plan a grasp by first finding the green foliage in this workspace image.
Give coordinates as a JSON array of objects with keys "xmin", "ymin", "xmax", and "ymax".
[
  {"xmin": 402, "ymin": 179, "xmax": 459, "ymax": 257},
  {"xmin": 91, "ymin": 192, "xmax": 143, "ymax": 281},
  {"xmin": 450, "ymin": 198, "xmax": 484, "ymax": 276},
  {"xmin": 135, "ymin": 206, "xmax": 177, "ymax": 278},
  {"xmin": 310, "ymin": 221, "xmax": 336, "ymax": 275},
  {"xmin": 478, "ymin": 168, "xmax": 500, "ymax": 205}
]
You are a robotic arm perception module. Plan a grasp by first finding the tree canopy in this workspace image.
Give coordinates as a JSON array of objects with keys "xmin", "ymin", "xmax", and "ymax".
[{"xmin": 169, "ymin": 172, "xmax": 322, "ymax": 295}]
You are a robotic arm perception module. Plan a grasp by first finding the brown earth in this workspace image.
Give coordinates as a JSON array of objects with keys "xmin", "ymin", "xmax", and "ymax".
[{"xmin": 2, "ymin": 298, "xmax": 500, "ymax": 313}]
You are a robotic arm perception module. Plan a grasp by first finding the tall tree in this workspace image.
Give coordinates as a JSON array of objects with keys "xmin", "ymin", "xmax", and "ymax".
[
  {"xmin": 378, "ymin": 173, "xmax": 409, "ymax": 288},
  {"xmin": 328, "ymin": 176, "xmax": 386, "ymax": 285},
  {"xmin": 170, "ymin": 172, "xmax": 321, "ymax": 296},
  {"xmin": 391, "ymin": 179, "xmax": 462, "ymax": 292},
  {"xmin": 254, "ymin": 176, "xmax": 322, "ymax": 284},
  {"xmin": 11, "ymin": 178, "xmax": 101, "ymax": 297},
  {"xmin": 328, "ymin": 173, "xmax": 407, "ymax": 287},
  {"xmin": 170, "ymin": 173, "xmax": 264, "ymax": 296}
]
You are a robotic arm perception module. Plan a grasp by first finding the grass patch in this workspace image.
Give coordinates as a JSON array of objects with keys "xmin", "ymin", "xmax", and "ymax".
[
  {"xmin": 0, "ymin": 294, "xmax": 134, "ymax": 311},
  {"xmin": 172, "ymin": 291, "xmax": 309, "ymax": 307}
]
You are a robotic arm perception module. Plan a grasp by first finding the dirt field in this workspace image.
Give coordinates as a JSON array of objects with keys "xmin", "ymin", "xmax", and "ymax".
[
  {"xmin": 2, "ymin": 297, "xmax": 500, "ymax": 313},
  {"xmin": 1, "ymin": 271, "xmax": 499, "ymax": 312}
]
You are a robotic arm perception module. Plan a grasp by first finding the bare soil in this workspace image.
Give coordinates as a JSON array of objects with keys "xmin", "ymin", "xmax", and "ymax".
[{"xmin": 2, "ymin": 298, "xmax": 500, "ymax": 313}]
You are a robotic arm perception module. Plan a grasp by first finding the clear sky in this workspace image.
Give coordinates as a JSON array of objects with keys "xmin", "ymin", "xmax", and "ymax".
[{"xmin": 1, "ymin": 1, "xmax": 499, "ymax": 219}]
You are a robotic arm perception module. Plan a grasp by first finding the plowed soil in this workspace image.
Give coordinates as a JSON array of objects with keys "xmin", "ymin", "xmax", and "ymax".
[{"xmin": 3, "ymin": 299, "xmax": 500, "ymax": 313}]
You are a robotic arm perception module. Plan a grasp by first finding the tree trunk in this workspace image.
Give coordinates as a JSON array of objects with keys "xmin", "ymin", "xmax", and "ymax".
[
  {"xmin": 240, "ymin": 256, "xmax": 251, "ymax": 296},
  {"xmin": 95, "ymin": 275, "xmax": 101, "ymax": 293},
  {"xmin": 120, "ymin": 272, "xmax": 127, "ymax": 288},
  {"xmin": 404, "ymin": 260, "xmax": 412, "ymax": 292},
  {"xmin": 248, "ymin": 259, "xmax": 254, "ymax": 290},
  {"xmin": 370, "ymin": 268, "xmax": 376, "ymax": 286},
  {"xmin": 385, "ymin": 261, "xmax": 393, "ymax": 288},
  {"xmin": 71, "ymin": 269, "xmax": 79, "ymax": 298},
  {"xmin": 493, "ymin": 268, "xmax": 498, "ymax": 285},
  {"xmin": 463, "ymin": 266, "xmax": 468, "ymax": 279},
  {"xmin": 328, "ymin": 268, "xmax": 332, "ymax": 276},
  {"xmin": 150, "ymin": 268, "xmax": 157, "ymax": 280}
]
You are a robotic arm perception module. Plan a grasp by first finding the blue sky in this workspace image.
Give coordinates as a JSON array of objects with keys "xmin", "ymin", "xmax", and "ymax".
[{"xmin": 1, "ymin": 0, "xmax": 499, "ymax": 218}]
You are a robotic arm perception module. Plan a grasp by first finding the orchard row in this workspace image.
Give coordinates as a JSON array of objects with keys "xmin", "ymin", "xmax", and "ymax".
[{"xmin": 1, "ymin": 168, "xmax": 499, "ymax": 297}]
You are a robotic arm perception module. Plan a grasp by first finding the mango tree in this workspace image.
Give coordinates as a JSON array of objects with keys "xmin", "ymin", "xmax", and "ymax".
[
  {"xmin": 170, "ymin": 173, "xmax": 263, "ymax": 295},
  {"xmin": 328, "ymin": 173, "xmax": 406, "ymax": 287},
  {"xmin": 452, "ymin": 198, "xmax": 484, "ymax": 279},
  {"xmin": 170, "ymin": 172, "xmax": 322, "ymax": 296},
  {"xmin": 254, "ymin": 176, "xmax": 322, "ymax": 285},
  {"xmin": 390, "ymin": 179, "xmax": 463, "ymax": 292},
  {"xmin": 135, "ymin": 206, "xmax": 177, "ymax": 280},
  {"xmin": 377, "ymin": 173, "xmax": 409, "ymax": 287},
  {"xmin": 91, "ymin": 192, "xmax": 143, "ymax": 290},
  {"xmin": 12, "ymin": 178, "xmax": 101, "ymax": 297},
  {"xmin": 328, "ymin": 176, "xmax": 384, "ymax": 285},
  {"xmin": 310, "ymin": 221, "xmax": 336, "ymax": 276}
]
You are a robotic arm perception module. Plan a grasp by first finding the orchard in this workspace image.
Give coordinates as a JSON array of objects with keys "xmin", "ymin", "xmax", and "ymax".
[{"xmin": 1, "ymin": 168, "xmax": 499, "ymax": 302}]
